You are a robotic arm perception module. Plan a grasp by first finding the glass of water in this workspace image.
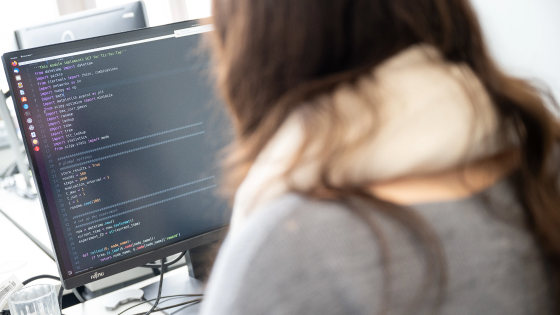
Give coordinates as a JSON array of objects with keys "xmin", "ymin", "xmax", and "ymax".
[{"xmin": 8, "ymin": 284, "xmax": 61, "ymax": 315}]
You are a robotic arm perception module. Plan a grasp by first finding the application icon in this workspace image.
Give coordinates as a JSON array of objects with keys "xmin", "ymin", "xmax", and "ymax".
[
  {"xmin": 19, "ymin": 90, "xmax": 25, "ymax": 95},
  {"xmin": 21, "ymin": 97, "xmax": 27, "ymax": 102},
  {"xmin": 29, "ymin": 125, "xmax": 34, "ymax": 131},
  {"xmin": 27, "ymin": 118, "xmax": 32, "ymax": 123},
  {"xmin": 11, "ymin": 61, "xmax": 17, "ymax": 67},
  {"xmin": 34, "ymin": 146, "xmax": 40, "ymax": 152},
  {"xmin": 17, "ymin": 83, "xmax": 23, "ymax": 88},
  {"xmin": 15, "ymin": 75, "xmax": 21, "ymax": 81},
  {"xmin": 14, "ymin": 68, "xmax": 19, "ymax": 73},
  {"xmin": 32, "ymin": 139, "xmax": 39, "ymax": 145},
  {"xmin": 24, "ymin": 111, "xmax": 31, "ymax": 116},
  {"xmin": 31, "ymin": 132, "xmax": 36, "ymax": 138},
  {"xmin": 23, "ymin": 104, "xmax": 29, "ymax": 109}
]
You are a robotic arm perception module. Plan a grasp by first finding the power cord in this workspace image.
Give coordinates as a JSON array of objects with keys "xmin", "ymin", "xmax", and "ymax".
[
  {"xmin": 130, "ymin": 251, "xmax": 200, "ymax": 315},
  {"xmin": 117, "ymin": 294, "xmax": 203, "ymax": 315},
  {"xmin": 72, "ymin": 288, "xmax": 86, "ymax": 303},
  {"xmin": 21, "ymin": 274, "xmax": 59, "ymax": 285},
  {"xmin": 140, "ymin": 252, "xmax": 186, "ymax": 268},
  {"xmin": 141, "ymin": 260, "xmax": 165, "ymax": 315}
]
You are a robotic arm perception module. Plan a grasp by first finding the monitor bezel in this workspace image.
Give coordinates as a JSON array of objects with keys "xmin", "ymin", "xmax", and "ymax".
[{"xmin": 2, "ymin": 19, "xmax": 228, "ymax": 290}]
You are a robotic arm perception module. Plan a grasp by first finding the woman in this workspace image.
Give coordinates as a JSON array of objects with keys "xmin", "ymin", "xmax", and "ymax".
[{"xmin": 200, "ymin": 0, "xmax": 560, "ymax": 314}]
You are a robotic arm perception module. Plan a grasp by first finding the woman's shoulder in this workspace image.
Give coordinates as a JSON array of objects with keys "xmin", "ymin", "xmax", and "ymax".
[
  {"xmin": 201, "ymin": 182, "xmax": 555, "ymax": 315},
  {"xmin": 200, "ymin": 193, "xmax": 414, "ymax": 315},
  {"xmin": 230, "ymin": 193, "xmax": 393, "ymax": 264}
]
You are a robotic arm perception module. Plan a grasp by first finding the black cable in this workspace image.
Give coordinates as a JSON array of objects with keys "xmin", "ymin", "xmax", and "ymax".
[
  {"xmin": 162, "ymin": 257, "xmax": 168, "ymax": 273},
  {"xmin": 141, "ymin": 259, "xmax": 165, "ymax": 315},
  {"xmin": 141, "ymin": 251, "xmax": 186, "ymax": 268},
  {"xmin": 131, "ymin": 299, "xmax": 202, "ymax": 315},
  {"xmin": 117, "ymin": 295, "xmax": 203, "ymax": 315},
  {"xmin": 22, "ymin": 274, "xmax": 59, "ymax": 285},
  {"xmin": 72, "ymin": 288, "xmax": 86, "ymax": 303},
  {"xmin": 116, "ymin": 295, "xmax": 192, "ymax": 315}
]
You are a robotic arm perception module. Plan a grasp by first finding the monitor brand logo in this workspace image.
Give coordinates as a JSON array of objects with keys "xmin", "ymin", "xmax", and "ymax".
[{"xmin": 91, "ymin": 272, "xmax": 104, "ymax": 280}]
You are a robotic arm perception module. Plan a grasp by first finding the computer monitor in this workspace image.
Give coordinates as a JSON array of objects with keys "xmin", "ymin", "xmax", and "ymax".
[
  {"xmin": 2, "ymin": 19, "xmax": 231, "ymax": 289},
  {"xmin": 15, "ymin": 1, "xmax": 149, "ymax": 50}
]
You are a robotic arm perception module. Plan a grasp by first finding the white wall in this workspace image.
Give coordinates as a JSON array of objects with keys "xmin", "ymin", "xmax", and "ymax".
[
  {"xmin": 470, "ymin": 0, "xmax": 560, "ymax": 100},
  {"xmin": 185, "ymin": 0, "xmax": 211, "ymax": 20},
  {"xmin": 95, "ymin": 0, "xmax": 211, "ymax": 26}
]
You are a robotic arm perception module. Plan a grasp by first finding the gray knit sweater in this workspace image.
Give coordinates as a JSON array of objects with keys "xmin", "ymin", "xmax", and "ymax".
[{"xmin": 199, "ymin": 178, "xmax": 555, "ymax": 314}]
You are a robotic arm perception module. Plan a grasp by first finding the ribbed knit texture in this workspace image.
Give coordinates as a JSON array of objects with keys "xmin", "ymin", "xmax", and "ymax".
[{"xmin": 200, "ymin": 178, "xmax": 555, "ymax": 315}]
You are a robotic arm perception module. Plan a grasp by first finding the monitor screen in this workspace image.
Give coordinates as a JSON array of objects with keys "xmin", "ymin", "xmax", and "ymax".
[{"xmin": 2, "ymin": 20, "xmax": 231, "ymax": 289}]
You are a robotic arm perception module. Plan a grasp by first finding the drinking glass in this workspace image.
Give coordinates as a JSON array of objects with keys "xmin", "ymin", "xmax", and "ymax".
[{"xmin": 8, "ymin": 284, "xmax": 61, "ymax": 315}]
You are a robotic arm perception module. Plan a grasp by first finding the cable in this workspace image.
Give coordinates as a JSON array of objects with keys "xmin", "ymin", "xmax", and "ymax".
[
  {"xmin": 141, "ymin": 259, "xmax": 165, "ymax": 315},
  {"xmin": 117, "ymin": 295, "xmax": 200, "ymax": 315},
  {"xmin": 22, "ymin": 274, "xmax": 59, "ymax": 285},
  {"xmin": 117, "ymin": 295, "xmax": 203, "ymax": 315},
  {"xmin": 72, "ymin": 288, "xmax": 86, "ymax": 303},
  {"xmin": 141, "ymin": 251, "xmax": 186, "ymax": 268},
  {"xmin": 131, "ymin": 299, "xmax": 201, "ymax": 315}
]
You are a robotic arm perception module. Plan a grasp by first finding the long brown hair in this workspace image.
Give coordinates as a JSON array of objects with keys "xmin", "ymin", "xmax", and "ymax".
[{"xmin": 210, "ymin": 0, "xmax": 560, "ymax": 312}]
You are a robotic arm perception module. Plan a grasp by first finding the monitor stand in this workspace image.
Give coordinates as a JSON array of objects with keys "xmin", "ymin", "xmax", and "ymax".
[{"xmin": 140, "ymin": 242, "xmax": 217, "ymax": 315}]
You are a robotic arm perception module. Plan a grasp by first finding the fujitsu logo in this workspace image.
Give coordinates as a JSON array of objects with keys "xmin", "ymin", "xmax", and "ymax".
[{"xmin": 91, "ymin": 272, "xmax": 104, "ymax": 280}]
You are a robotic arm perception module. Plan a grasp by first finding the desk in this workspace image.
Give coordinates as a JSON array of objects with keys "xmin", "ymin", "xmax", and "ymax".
[
  {"xmin": 0, "ymin": 209, "xmax": 59, "ymax": 287},
  {"xmin": 0, "ymin": 181, "xmax": 52, "ymax": 257},
  {"xmin": 65, "ymin": 267, "xmax": 199, "ymax": 315}
]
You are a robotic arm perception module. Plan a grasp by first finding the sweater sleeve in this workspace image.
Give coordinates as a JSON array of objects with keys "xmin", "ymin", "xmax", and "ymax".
[{"xmin": 198, "ymin": 194, "xmax": 390, "ymax": 315}]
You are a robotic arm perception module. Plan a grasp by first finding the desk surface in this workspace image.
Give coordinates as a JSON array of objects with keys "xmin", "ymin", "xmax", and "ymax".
[
  {"xmin": 0, "ymin": 179, "xmax": 51, "ymax": 253},
  {"xmin": 0, "ymin": 209, "xmax": 59, "ymax": 286},
  {"xmin": 65, "ymin": 267, "xmax": 198, "ymax": 315}
]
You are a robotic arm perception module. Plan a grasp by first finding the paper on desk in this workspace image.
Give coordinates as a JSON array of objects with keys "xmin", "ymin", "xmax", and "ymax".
[{"xmin": 0, "ymin": 274, "xmax": 23, "ymax": 310}]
